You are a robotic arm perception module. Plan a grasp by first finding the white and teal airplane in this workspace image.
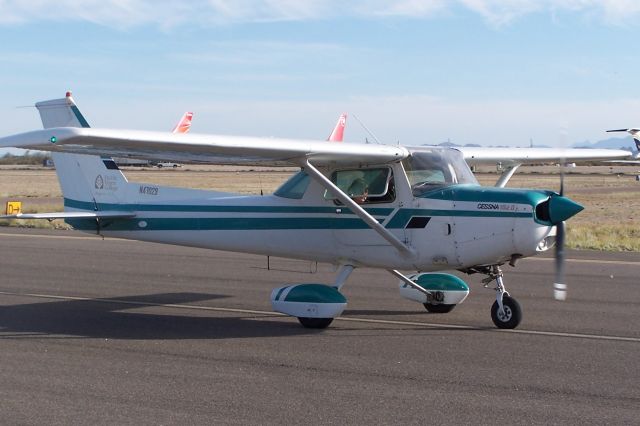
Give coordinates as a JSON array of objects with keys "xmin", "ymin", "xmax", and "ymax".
[{"xmin": 0, "ymin": 93, "xmax": 633, "ymax": 329}]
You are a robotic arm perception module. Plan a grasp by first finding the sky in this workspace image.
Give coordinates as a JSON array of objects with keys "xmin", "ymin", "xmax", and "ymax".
[{"xmin": 1, "ymin": 0, "xmax": 639, "ymax": 150}]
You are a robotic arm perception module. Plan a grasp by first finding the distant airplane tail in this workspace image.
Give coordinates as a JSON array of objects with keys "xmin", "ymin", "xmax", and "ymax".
[
  {"xmin": 327, "ymin": 113, "xmax": 347, "ymax": 142},
  {"xmin": 606, "ymin": 128, "xmax": 640, "ymax": 152},
  {"xmin": 172, "ymin": 111, "xmax": 194, "ymax": 133}
]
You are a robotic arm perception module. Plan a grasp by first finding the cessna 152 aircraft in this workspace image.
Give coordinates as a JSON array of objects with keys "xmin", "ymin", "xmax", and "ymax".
[{"xmin": 0, "ymin": 93, "xmax": 635, "ymax": 330}]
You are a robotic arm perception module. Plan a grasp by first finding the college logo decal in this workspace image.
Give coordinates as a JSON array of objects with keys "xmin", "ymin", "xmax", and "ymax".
[{"xmin": 95, "ymin": 175, "xmax": 104, "ymax": 189}]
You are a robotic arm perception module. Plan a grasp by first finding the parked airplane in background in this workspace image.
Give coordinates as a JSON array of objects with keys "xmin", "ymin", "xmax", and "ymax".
[
  {"xmin": 607, "ymin": 127, "xmax": 640, "ymax": 148},
  {"xmin": 172, "ymin": 111, "xmax": 193, "ymax": 134},
  {"xmin": 328, "ymin": 113, "xmax": 347, "ymax": 142},
  {"xmin": 602, "ymin": 128, "xmax": 640, "ymax": 165},
  {"xmin": 0, "ymin": 93, "xmax": 634, "ymax": 330}
]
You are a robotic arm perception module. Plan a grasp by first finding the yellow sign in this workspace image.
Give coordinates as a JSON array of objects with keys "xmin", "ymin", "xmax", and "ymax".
[{"xmin": 5, "ymin": 201, "xmax": 22, "ymax": 215}]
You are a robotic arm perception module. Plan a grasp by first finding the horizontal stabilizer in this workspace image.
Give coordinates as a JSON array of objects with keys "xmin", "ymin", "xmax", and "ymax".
[
  {"xmin": 0, "ymin": 211, "xmax": 136, "ymax": 220},
  {"xmin": 606, "ymin": 128, "xmax": 640, "ymax": 134}
]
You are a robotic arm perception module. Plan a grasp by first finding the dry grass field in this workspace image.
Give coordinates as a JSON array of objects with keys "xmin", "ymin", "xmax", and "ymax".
[{"xmin": 1, "ymin": 165, "xmax": 638, "ymax": 251}]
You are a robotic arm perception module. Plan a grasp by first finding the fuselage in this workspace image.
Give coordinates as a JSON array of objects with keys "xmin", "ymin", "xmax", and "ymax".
[{"xmin": 65, "ymin": 147, "xmax": 575, "ymax": 272}]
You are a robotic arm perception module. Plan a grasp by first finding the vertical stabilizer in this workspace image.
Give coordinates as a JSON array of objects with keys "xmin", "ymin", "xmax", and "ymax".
[
  {"xmin": 35, "ymin": 93, "xmax": 128, "ymax": 209},
  {"xmin": 172, "ymin": 112, "xmax": 194, "ymax": 133},
  {"xmin": 52, "ymin": 153, "xmax": 129, "ymax": 207},
  {"xmin": 35, "ymin": 91, "xmax": 90, "ymax": 129}
]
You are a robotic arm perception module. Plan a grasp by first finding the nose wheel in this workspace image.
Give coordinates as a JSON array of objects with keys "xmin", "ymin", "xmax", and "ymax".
[
  {"xmin": 490, "ymin": 295, "xmax": 522, "ymax": 329},
  {"xmin": 482, "ymin": 265, "xmax": 522, "ymax": 329}
]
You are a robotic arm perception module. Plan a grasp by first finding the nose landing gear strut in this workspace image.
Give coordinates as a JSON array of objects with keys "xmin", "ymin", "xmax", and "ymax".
[{"xmin": 481, "ymin": 265, "xmax": 522, "ymax": 329}]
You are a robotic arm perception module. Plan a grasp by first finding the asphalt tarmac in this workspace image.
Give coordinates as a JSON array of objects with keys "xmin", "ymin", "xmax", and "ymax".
[{"xmin": 0, "ymin": 228, "xmax": 638, "ymax": 425}]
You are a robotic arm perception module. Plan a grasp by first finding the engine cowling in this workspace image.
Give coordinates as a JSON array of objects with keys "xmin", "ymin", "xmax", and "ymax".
[
  {"xmin": 399, "ymin": 273, "xmax": 469, "ymax": 306},
  {"xmin": 271, "ymin": 284, "xmax": 347, "ymax": 318}
]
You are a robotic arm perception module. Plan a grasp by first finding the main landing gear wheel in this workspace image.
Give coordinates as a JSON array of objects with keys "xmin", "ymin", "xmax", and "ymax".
[
  {"xmin": 423, "ymin": 303, "xmax": 456, "ymax": 313},
  {"xmin": 298, "ymin": 317, "xmax": 334, "ymax": 329},
  {"xmin": 490, "ymin": 296, "xmax": 522, "ymax": 329}
]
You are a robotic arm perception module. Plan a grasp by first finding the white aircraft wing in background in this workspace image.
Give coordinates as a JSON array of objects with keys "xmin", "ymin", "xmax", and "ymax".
[
  {"xmin": 456, "ymin": 146, "xmax": 635, "ymax": 166},
  {"xmin": 454, "ymin": 146, "xmax": 637, "ymax": 187}
]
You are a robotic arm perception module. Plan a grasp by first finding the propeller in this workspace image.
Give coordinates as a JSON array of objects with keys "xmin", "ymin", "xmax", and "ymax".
[
  {"xmin": 554, "ymin": 128, "xmax": 568, "ymax": 301},
  {"xmin": 553, "ymin": 167, "xmax": 567, "ymax": 301}
]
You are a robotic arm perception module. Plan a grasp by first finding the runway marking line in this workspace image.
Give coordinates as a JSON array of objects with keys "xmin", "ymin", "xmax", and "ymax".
[
  {"xmin": 1, "ymin": 290, "xmax": 638, "ymax": 343},
  {"xmin": 0, "ymin": 232, "xmax": 105, "ymax": 241},
  {"xmin": 1, "ymin": 232, "xmax": 638, "ymax": 266},
  {"xmin": 527, "ymin": 257, "xmax": 640, "ymax": 266}
]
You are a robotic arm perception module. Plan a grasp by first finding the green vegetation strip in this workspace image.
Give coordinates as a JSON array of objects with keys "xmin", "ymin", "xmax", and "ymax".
[{"xmin": 568, "ymin": 224, "xmax": 640, "ymax": 252}]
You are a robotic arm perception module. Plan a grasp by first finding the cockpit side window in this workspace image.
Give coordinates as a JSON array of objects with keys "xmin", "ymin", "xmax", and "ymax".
[{"xmin": 325, "ymin": 167, "xmax": 395, "ymax": 204}]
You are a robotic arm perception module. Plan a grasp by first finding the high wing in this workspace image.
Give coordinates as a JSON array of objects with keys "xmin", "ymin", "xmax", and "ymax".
[
  {"xmin": 457, "ymin": 146, "xmax": 635, "ymax": 166},
  {"xmin": 0, "ymin": 127, "xmax": 408, "ymax": 167}
]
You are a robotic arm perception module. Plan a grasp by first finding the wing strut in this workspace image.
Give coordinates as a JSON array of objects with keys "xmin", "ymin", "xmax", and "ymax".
[
  {"xmin": 495, "ymin": 164, "xmax": 521, "ymax": 187},
  {"xmin": 389, "ymin": 269, "xmax": 432, "ymax": 297},
  {"xmin": 301, "ymin": 159, "xmax": 416, "ymax": 258}
]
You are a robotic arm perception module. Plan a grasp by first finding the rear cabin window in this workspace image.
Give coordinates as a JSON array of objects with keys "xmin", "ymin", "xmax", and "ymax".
[
  {"xmin": 325, "ymin": 167, "xmax": 395, "ymax": 204},
  {"xmin": 274, "ymin": 171, "xmax": 310, "ymax": 199}
]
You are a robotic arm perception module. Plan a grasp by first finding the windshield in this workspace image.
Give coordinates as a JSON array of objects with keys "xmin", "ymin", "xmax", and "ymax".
[{"xmin": 403, "ymin": 147, "xmax": 478, "ymax": 196}]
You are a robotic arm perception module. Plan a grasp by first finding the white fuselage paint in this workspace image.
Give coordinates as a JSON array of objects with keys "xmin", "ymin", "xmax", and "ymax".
[{"xmin": 68, "ymin": 161, "xmax": 554, "ymax": 271}]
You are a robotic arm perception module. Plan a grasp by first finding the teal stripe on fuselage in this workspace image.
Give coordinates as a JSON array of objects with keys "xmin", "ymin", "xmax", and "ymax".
[
  {"xmin": 69, "ymin": 209, "xmax": 532, "ymax": 232},
  {"xmin": 420, "ymin": 184, "xmax": 553, "ymax": 204},
  {"xmin": 67, "ymin": 216, "xmax": 374, "ymax": 232},
  {"xmin": 384, "ymin": 208, "xmax": 531, "ymax": 228},
  {"xmin": 63, "ymin": 198, "xmax": 394, "ymax": 216},
  {"xmin": 64, "ymin": 198, "xmax": 533, "ymax": 233}
]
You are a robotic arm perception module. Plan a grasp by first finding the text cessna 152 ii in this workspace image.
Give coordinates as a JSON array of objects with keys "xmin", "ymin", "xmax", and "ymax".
[{"xmin": 1, "ymin": 93, "xmax": 636, "ymax": 330}]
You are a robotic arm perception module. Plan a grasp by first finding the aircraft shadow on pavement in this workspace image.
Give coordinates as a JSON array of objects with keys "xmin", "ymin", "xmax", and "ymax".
[
  {"xmin": 0, "ymin": 292, "xmax": 322, "ymax": 340},
  {"xmin": 343, "ymin": 309, "xmax": 432, "ymax": 316}
]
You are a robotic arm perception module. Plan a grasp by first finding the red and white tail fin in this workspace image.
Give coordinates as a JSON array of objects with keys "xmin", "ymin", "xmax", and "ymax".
[
  {"xmin": 172, "ymin": 112, "xmax": 193, "ymax": 133},
  {"xmin": 327, "ymin": 113, "xmax": 347, "ymax": 142}
]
